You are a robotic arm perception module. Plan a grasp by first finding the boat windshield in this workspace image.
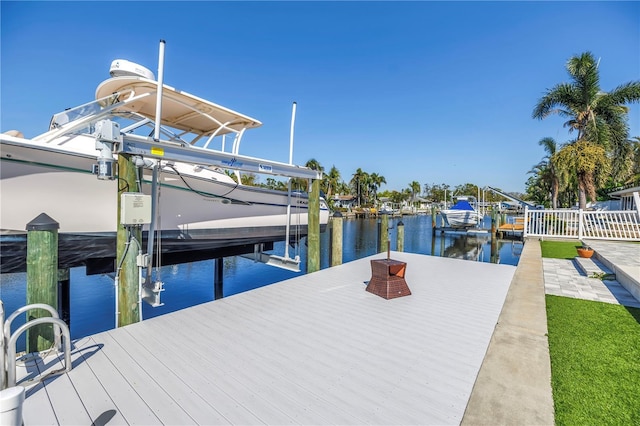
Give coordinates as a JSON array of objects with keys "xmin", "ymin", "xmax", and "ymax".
[
  {"xmin": 46, "ymin": 93, "xmax": 189, "ymax": 144},
  {"xmin": 48, "ymin": 94, "xmax": 120, "ymax": 131}
]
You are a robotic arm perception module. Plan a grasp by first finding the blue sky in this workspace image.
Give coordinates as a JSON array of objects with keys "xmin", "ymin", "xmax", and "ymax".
[{"xmin": 2, "ymin": 1, "xmax": 639, "ymax": 194}]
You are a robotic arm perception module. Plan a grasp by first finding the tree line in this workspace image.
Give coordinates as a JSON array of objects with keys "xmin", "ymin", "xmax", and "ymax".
[
  {"xmin": 233, "ymin": 162, "xmax": 520, "ymax": 209},
  {"xmin": 527, "ymin": 52, "xmax": 640, "ymax": 209}
]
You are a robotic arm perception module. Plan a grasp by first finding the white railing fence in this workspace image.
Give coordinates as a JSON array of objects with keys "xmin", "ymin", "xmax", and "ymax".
[{"xmin": 524, "ymin": 207, "xmax": 640, "ymax": 241}]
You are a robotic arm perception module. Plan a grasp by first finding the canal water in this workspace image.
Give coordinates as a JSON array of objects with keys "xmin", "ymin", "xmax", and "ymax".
[{"xmin": 1, "ymin": 214, "xmax": 522, "ymax": 351}]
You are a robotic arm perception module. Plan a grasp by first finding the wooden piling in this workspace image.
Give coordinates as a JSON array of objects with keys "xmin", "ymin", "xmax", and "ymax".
[
  {"xmin": 491, "ymin": 211, "xmax": 497, "ymax": 236},
  {"xmin": 26, "ymin": 213, "xmax": 59, "ymax": 353},
  {"xmin": 430, "ymin": 232, "xmax": 436, "ymax": 255},
  {"xmin": 330, "ymin": 212, "xmax": 343, "ymax": 267},
  {"xmin": 397, "ymin": 220, "xmax": 404, "ymax": 252},
  {"xmin": 58, "ymin": 268, "xmax": 71, "ymax": 327},
  {"xmin": 431, "ymin": 205, "xmax": 437, "ymax": 236},
  {"xmin": 490, "ymin": 236, "xmax": 499, "ymax": 264},
  {"xmin": 116, "ymin": 153, "xmax": 142, "ymax": 327},
  {"xmin": 214, "ymin": 258, "xmax": 223, "ymax": 300},
  {"xmin": 379, "ymin": 214, "xmax": 389, "ymax": 253},
  {"xmin": 307, "ymin": 179, "xmax": 320, "ymax": 273}
]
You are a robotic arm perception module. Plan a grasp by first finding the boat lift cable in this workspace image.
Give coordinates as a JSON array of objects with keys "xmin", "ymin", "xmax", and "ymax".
[
  {"xmin": 145, "ymin": 163, "xmax": 162, "ymax": 284},
  {"xmin": 295, "ymin": 190, "xmax": 301, "ymax": 259},
  {"xmin": 239, "ymin": 102, "xmax": 302, "ymax": 272},
  {"xmin": 155, "ymin": 170, "xmax": 162, "ymax": 282}
]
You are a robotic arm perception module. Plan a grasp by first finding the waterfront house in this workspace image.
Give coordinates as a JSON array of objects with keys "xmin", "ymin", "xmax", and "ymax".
[
  {"xmin": 332, "ymin": 194, "xmax": 357, "ymax": 210},
  {"xmin": 608, "ymin": 185, "xmax": 640, "ymax": 211}
]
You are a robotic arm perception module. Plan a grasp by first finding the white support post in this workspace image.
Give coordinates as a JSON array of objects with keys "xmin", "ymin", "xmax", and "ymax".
[
  {"xmin": 284, "ymin": 102, "xmax": 297, "ymax": 261},
  {"xmin": 153, "ymin": 40, "xmax": 166, "ymax": 141},
  {"xmin": 578, "ymin": 209, "xmax": 584, "ymax": 240}
]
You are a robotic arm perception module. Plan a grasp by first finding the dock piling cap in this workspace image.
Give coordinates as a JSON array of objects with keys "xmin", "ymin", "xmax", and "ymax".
[{"xmin": 26, "ymin": 213, "xmax": 60, "ymax": 231}]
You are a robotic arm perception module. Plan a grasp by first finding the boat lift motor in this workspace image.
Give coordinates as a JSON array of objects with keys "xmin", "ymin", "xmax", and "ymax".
[{"xmin": 92, "ymin": 119, "xmax": 121, "ymax": 180}]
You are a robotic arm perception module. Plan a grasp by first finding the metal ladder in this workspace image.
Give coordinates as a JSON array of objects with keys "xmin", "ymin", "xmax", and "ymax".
[{"xmin": 1, "ymin": 301, "xmax": 72, "ymax": 390}]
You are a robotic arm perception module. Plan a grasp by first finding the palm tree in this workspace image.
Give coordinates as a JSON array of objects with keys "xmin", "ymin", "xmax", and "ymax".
[
  {"xmin": 533, "ymin": 52, "xmax": 640, "ymax": 208},
  {"xmin": 368, "ymin": 173, "xmax": 386, "ymax": 207},
  {"xmin": 305, "ymin": 158, "xmax": 324, "ymax": 173},
  {"xmin": 629, "ymin": 137, "xmax": 640, "ymax": 186},
  {"xmin": 537, "ymin": 137, "xmax": 561, "ymax": 209},
  {"xmin": 240, "ymin": 173, "xmax": 258, "ymax": 186},
  {"xmin": 324, "ymin": 165, "xmax": 341, "ymax": 199},
  {"xmin": 553, "ymin": 139, "xmax": 611, "ymax": 207},
  {"xmin": 291, "ymin": 158, "xmax": 324, "ymax": 192},
  {"xmin": 350, "ymin": 168, "xmax": 369, "ymax": 206},
  {"xmin": 526, "ymin": 166, "xmax": 551, "ymax": 207},
  {"xmin": 409, "ymin": 181, "xmax": 421, "ymax": 207}
]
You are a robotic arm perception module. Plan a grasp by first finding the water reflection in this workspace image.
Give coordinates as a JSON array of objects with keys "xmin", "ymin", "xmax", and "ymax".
[
  {"xmin": 1, "ymin": 214, "xmax": 522, "ymax": 351},
  {"xmin": 330, "ymin": 215, "xmax": 521, "ymax": 266}
]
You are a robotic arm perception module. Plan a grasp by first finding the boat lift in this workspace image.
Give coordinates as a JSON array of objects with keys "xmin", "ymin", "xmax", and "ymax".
[
  {"xmin": 93, "ymin": 41, "xmax": 322, "ymax": 309},
  {"xmin": 485, "ymin": 186, "xmax": 537, "ymax": 210},
  {"xmin": 96, "ymin": 120, "xmax": 320, "ymax": 307}
]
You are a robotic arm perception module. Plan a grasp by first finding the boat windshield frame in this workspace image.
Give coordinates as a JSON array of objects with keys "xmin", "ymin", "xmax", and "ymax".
[
  {"xmin": 48, "ymin": 94, "xmax": 120, "ymax": 132},
  {"xmin": 36, "ymin": 89, "xmax": 233, "ymax": 149}
]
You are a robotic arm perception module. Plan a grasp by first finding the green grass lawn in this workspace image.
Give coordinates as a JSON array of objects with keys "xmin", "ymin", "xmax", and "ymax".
[
  {"xmin": 540, "ymin": 240, "xmax": 582, "ymax": 259},
  {"xmin": 542, "ymin": 240, "xmax": 640, "ymax": 425},
  {"xmin": 546, "ymin": 296, "xmax": 640, "ymax": 425}
]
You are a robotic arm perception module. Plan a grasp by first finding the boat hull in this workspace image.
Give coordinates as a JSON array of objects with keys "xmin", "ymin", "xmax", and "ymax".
[
  {"xmin": 1, "ymin": 141, "xmax": 329, "ymax": 272},
  {"xmin": 440, "ymin": 209, "xmax": 483, "ymax": 228},
  {"xmin": 1, "ymin": 139, "xmax": 328, "ymax": 231}
]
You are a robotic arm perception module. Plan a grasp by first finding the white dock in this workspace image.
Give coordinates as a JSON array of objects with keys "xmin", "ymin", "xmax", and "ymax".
[{"xmin": 16, "ymin": 251, "xmax": 516, "ymax": 425}]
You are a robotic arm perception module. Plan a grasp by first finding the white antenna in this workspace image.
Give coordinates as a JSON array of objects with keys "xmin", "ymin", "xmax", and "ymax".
[{"xmin": 154, "ymin": 40, "xmax": 166, "ymax": 141}]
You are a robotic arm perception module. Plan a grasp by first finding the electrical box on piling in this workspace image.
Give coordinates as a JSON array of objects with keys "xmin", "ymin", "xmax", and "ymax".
[{"xmin": 120, "ymin": 193, "xmax": 152, "ymax": 225}]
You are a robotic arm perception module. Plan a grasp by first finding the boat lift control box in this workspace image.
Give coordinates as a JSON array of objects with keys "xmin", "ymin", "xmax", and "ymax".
[{"xmin": 120, "ymin": 193, "xmax": 152, "ymax": 225}]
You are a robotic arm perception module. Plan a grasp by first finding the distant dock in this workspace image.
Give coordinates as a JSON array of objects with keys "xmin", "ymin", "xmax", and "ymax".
[{"xmin": 496, "ymin": 216, "xmax": 525, "ymax": 238}]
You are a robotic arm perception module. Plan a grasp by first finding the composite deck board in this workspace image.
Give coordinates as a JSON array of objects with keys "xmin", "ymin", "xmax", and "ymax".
[
  {"xmin": 90, "ymin": 331, "xmax": 199, "ymax": 425},
  {"xmin": 120, "ymin": 309, "xmax": 301, "ymax": 425},
  {"xmin": 123, "ymin": 339, "xmax": 266, "ymax": 425},
  {"xmin": 72, "ymin": 335, "xmax": 164, "ymax": 424},
  {"xmin": 23, "ymin": 382, "xmax": 58, "ymax": 425},
  {"xmin": 112, "ymin": 329, "xmax": 230, "ymax": 425},
  {"xmin": 54, "ymin": 336, "xmax": 129, "ymax": 425},
  {"xmin": 124, "ymin": 306, "xmax": 312, "ymax": 423},
  {"xmin": 18, "ymin": 358, "xmax": 58, "ymax": 425},
  {"xmin": 31, "ymin": 349, "xmax": 89, "ymax": 425},
  {"xmin": 117, "ymin": 327, "xmax": 250, "ymax": 424},
  {"xmin": 164, "ymin": 310, "xmax": 367, "ymax": 424},
  {"xmin": 17, "ymin": 252, "xmax": 516, "ymax": 425},
  {"xmin": 159, "ymin": 314, "xmax": 352, "ymax": 424},
  {"xmin": 36, "ymin": 366, "xmax": 92, "ymax": 425}
]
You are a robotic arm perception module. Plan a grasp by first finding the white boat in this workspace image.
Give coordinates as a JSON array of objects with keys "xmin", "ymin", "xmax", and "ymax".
[
  {"xmin": 1, "ymin": 58, "xmax": 329, "ymax": 273},
  {"xmin": 440, "ymin": 196, "xmax": 484, "ymax": 228}
]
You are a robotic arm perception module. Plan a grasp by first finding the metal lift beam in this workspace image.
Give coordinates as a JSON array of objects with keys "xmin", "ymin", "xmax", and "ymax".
[
  {"xmin": 485, "ymin": 186, "xmax": 536, "ymax": 209},
  {"xmin": 119, "ymin": 133, "xmax": 322, "ymax": 180}
]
